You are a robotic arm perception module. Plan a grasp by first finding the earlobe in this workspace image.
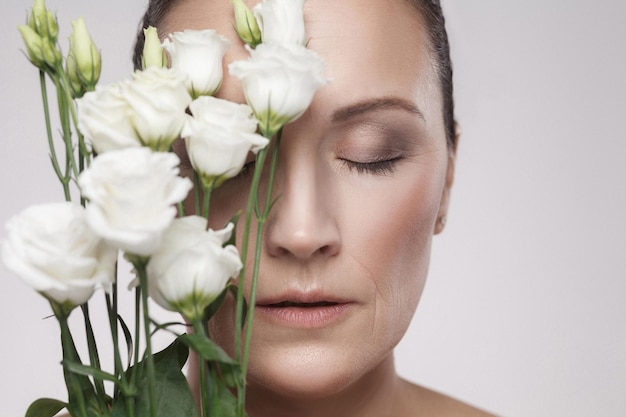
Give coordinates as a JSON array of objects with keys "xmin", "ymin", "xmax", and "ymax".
[{"xmin": 434, "ymin": 124, "xmax": 460, "ymax": 235}]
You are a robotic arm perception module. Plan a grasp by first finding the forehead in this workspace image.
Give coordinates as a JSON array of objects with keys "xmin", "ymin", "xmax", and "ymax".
[{"xmin": 162, "ymin": 0, "xmax": 442, "ymax": 126}]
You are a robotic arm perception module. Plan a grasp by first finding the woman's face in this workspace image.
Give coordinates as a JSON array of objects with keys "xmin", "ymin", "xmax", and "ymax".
[{"xmin": 166, "ymin": 0, "xmax": 454, "ymax": 399}]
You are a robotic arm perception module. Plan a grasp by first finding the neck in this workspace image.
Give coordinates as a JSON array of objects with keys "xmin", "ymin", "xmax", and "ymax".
[{"xmin": 245, "ymin": 353, "xmax": 401, "ymax": 417}]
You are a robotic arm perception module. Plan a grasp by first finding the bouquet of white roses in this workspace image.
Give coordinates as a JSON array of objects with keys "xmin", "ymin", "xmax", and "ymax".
[{"xmin": 3, "ymin": 0, "xmax": 327, "ymax": 416}]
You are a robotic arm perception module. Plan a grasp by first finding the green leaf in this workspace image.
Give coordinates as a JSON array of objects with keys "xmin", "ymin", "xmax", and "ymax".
[
  {"xmin": 224, "ymin": 211, "xmax": 242, "ymax": 247},
  {"xmin": 151, "ymin": 319, "xmax": 186, "ymax": 336},
  {"xmin": 60, "ymin": 324, "xmax": 104, "ymax": 417},
  {"xmin": 66, "ymin": 393, "xmax": 109, "ymax": 417},
  {"xmin": 25, "ymin": 398, "xmax": 67, "ymax": 417},
  {"xmin": 66, "ymin": 392, "xmax": 108, "ymax": 417},
  {"xmin": 203, "ymin": 285, "xmax": 229, "ymax": 322},
  {"xmin": 218, "ymin": 361, "xmax": 245, "ymax": 389},
  {"xmin": 209, "ymin": 382, "xmax": 241, "ymax": 417},
  {"xmin": 111, "ymin": 339, "xmax": 198, "ymax": 417},
  {"xmin": 228, "ymin": 285, "xmax": 247, "ymax": 329},
  {"xmin": 179, "ymin": 333, "xmax": 238, "ymax": 365},
  {"xmin": 63, "ymin": 360, "xmax": 119, "ymax": 383},
  {"xmin": 117, "ymin": 313, "xmax": 134, "ymax": 367},
  {"xmin": 153, "ymin": 336, "xmax": 189, "ymax": 369}
]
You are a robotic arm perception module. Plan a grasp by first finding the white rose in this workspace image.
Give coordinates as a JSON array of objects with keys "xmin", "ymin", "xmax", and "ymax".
[
  {"xmin": 78, "ymin": 147, "xmax": 193, "ymax": 256},
  {"xmin": 229, "ymin": 43, "xmax": 328, "ymax": 137},
  {"xmin": 181, "ymin": 97, "xmax": 269, "ymax": 185},
  {"xmin": 125, "ymin": 67, "xmax": 192, "ymax": 151},
  {"xmin": 77, "ymin": 81, "xmax": 140, "ymax": 154},
  {"xmin": 1, "ymin": 202, "xmax": 117, "ymax": 307},
  {"xmin": 162, "ymin": 30, "xmax": 230, "ymax": 98},
  {"xmin": 146, "ymin": 216, "xmax": 242, "ymax": 320},
  {"xmin": 253, "ymin": 0, "xmax": 306, "ymax": 46},
  {"xmin": 188, "ymin": 95, "xmax": 259, "ymax": 133}
]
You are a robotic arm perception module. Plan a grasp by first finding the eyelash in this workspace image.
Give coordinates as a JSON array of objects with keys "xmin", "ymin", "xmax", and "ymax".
[
  {"xmin": 230, "ymin": 160, "xmax": 256, "ymax": 181},
  {"xmin": 339, "ymin": 156, "xmax": 401, "ymax": 175},
  {"xmin": 230, "ymin": 155, "xmax": 401, "ymax": 181}
]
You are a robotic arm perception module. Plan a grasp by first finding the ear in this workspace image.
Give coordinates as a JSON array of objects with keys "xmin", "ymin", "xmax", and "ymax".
[{"xmin": 434, "ymin": 124, "xmax": 460, "ymax": 235}]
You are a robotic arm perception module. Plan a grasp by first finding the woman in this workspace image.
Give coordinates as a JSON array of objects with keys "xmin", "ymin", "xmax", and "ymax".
[{"xmin": 133, "ymin": 0, "xmax": 493, "ymax": 415}]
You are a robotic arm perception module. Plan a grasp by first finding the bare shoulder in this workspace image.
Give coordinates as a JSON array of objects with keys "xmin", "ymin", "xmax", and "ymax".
[{"xmin": 394, "ymin": 378, "xmax": 498, "ymax": 417}]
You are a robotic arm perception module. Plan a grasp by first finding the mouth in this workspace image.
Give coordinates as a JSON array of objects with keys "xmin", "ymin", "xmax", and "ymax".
[
  {"xmin": 265, "ymin": 301, "xmax": 339, "ymax": 308},
  {"xmin": 256, "ymin": 296, "xmax": 352, "ymax": 328}
]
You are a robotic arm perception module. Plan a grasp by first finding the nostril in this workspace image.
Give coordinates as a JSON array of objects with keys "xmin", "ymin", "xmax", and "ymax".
[
  {"xmin": 267, "ymin": 234, "xmax": 340, "ymax": 260},
  {"xmin": 319, "ymin": 244, "xmax": 338, "ymax": 256}
]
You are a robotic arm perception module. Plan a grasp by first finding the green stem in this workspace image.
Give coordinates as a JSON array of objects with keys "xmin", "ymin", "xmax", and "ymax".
[
  {"xmin": 105, "ymin": 289, "xmax": 122, "ymax": 383},
  {"xmin": 130, "ymin": 287, "xmax": 141, "ymax": 389},
  {"xmin": 234, "ymin": 147, "xmax": 269, "ymax": 362},
  {"xmin": 263, "ymin": 130, "xmax": 282, "ymax": 220},
  {"xmin": 80, "ymin": 303, "xmax": 107, "ymax": 411},
  {"xmin": 53, "ymin": 74, "xmax": 79, "ymax": 183},
  {"xmin": 194, "ymin": 171, "xmax": 202, "ymax": 216},
  {"xmin": 202, "ymin": 181, "xmax": 213, "ymax": 224},
  {"xmin": 105, "ymin": 285, "xmax": 135, "ymax": 417},
  {"xmin": 236, "ymin": 130, "xmax": 282, "ymax": 416},
  {"xmin": 39, "ymin": 70, "xmax": 70, "ymax": 200},
  {"xmin": 57, "ymin": 63, "xmax": 90, "ymax": 166},
  {"xmin": 136, "ymin": 260, "xmax": 157, "ymax": 417},
  {"xmin": 192, "ymin": 319, "xmax": 210, "ymax": 417},
  {"xmin": 57, "ymin": 311, "xmax": 89, "ymax": 417}
]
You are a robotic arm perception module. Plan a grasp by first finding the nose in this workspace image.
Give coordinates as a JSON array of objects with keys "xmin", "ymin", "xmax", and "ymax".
[{"xmin": 265, "ymin": 154, "xmax": 341, "ymax": 261}]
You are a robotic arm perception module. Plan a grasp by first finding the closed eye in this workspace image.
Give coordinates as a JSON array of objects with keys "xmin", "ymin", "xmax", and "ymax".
[{"xmin": 339, "ymin": 156, "xmax": 401, "ymax": 175}]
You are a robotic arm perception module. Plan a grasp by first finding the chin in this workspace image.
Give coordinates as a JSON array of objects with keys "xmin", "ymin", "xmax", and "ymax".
[{"xmin": 245, "ymin": 340, "xmax": 368, "ymax": 399}]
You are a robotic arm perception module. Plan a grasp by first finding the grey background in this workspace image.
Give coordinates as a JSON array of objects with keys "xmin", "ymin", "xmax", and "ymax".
[{"xmin": 1, "ymin": 1, "xmax": 625, "ymax": 416}]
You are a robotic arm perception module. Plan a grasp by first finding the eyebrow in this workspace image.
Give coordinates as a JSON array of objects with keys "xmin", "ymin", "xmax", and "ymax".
[{"xmin": 331, "ymin": 96, "xmax": 425, "ymax": 123}]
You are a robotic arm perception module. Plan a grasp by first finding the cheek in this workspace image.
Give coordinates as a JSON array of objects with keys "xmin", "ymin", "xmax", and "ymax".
[
  {"xmin": 343, "ymin": 164, "xmax": 444, "ymax": 342},
  {"xmin": 207, "ymin": 182, "xmax": 250, "ymax": 228},
  {"xmin": 207, "ymin": 296, "xmax": 237, "ymax": 356}
]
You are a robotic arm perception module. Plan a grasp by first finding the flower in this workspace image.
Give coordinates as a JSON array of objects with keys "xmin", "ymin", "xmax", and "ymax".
[
  {"xmin": 77, "ymin": 68, "xmax": 191, "ymax": 153},
  {"xmin": 1, "ymin": 202, "xmax": 117, "ymax": 308},
  {"xmin": 77, "ymin": 81, "xmax": 139, "ymax": 153},
  {"xmin": 28, "ymin": 0, "xmax": 58, "ymax": 43},
  {"xmin": 66, "ymin": 52, "xmax": 85, "ymax": 98},
  {"xmin": 18, "ymin": 25, "xmax": 45, "ymax": 68},
  {"xmin": 125, "ymin": 67, "xmax": 192, "ymax": 151},
  {"xmin": 229, "ymin": 42, "xmax": 327, "ymax": 137},
  {"xmin": 188, "ymin": 96, "xmax": 259, "ymax": 133},
  {"xmin": 162, "ymin": 29, "xmax": 230, "ymax": 98},
  {"xmin": 41, "ymin": 36, "xmax": 61, "ymax": 67},
  {"xmin": 181, "ymin": 96, "xmax": 269, "ymax": 187},
  {"xmin": 68, "ymin": 17, "xmax": 101, "ymax": 89},
  {"xmin": 253, "ymin": 0, "xmax": 306, "ymax": 46},
  {"xmin": 142, "ymin": 26, "xmax": 166, "ymax": 69},
  {"xmin": 232, "ymin": 0, "xmax": 262, "ymax": 48},
  {"xmin": 146, "ymin": 216, "xmax": 242, "ymax": 321},
  {"xmin": 78, "ymin": 147, "xmax": 193, "ymax": 256},
  {"xmin": 18, "ymin": 24, "xmax": 61, "ymax": 70}
]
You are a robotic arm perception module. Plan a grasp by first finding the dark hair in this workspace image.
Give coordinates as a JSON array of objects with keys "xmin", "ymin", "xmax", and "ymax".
[
  {"xmin": 132, "ymin": 0, "xmax": 456, "ymax": 148},
  {"xmin": 407, "ymin": 0, "xmax": 456, "ymax": 149},
  {"xmin": 132, "ymin": 0, "xmax": 175, "ymax": 70}
]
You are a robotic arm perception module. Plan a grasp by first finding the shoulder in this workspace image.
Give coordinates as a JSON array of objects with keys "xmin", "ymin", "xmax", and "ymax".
[{"xmin": 394, "ymin": 378, "xmax": 498, "ymax": 417}]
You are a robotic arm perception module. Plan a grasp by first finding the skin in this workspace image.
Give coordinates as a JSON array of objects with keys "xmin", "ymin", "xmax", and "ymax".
[{"xmin": 163, "ymin": 0, "xmax": 494, "ymax": 416}]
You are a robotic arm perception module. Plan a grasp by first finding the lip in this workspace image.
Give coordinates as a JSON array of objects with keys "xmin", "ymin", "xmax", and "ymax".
[{"xmin": 255, "ymin": 291, "xmax": 353, "ymax": 329}]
